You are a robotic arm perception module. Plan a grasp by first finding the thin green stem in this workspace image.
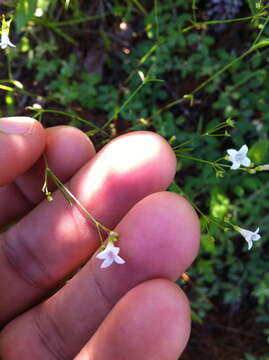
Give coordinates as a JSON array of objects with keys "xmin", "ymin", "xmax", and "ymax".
[
  {"xmin": 193, "ymin": 15, "xmax": 263, "ymax": 27},
  {"xmin": 46, "ymin": 168, "xmax": 113, "ymax": 239},
  {"xmin": 192, "ymin": 49, "xmax": 252, "ymax": 96},
  {"xmin": 206, "ymin": 133, "xmax": 230, "ymax": 137},
  {"xmin": 147, "ymin": 98, "xmax": 184, "ymax": 122},
  {"xmin": 146, "ymin": 39, "xmax": 269, "ymax": 122},
  {"xmin": 171, "ymin": 181, "xmax": 228, "ymax": 231},
  {"xmin": 6, "ymin": 53, "xmax": 13, "ymax": 81},
  {"xmin": 34, "ymin": 18, "xmax": 77, "ymax": 45},
  {"xmin": 96, "ymin": 225, "xmax": 105, "ymax": 246},
  {"xmin": 131, "ymin": 0, "xmax": 148, "ymax": 16},
  {"xmin": 0, "ymin": 84, "xmax": 13, "ymax": 91},
  {"xmin": 172, "ymin": 122, "xmax": 230, "ymax": 150},
  {"xmin": 43, "ymin": 162, "xmax": 115, "ymax": 245},
  {"xmin": 253, "ymin": 10, "xmax": 269, "ymax": 45},
  {"xmin": 154, "ymin": 0, "xmax": 159, "ymax": 41},
  {"xmin": 102, "ymin": 79, "xmax": 153, "ymax": 130},
  {"xmin": 176, "ymin": 153, "xmax": 251, "ymax": 174},
  {"xmin": 125, "ymin": 44, "xmax": 158, "ymax": 84},
  {"xmin": 125, "ymin": 13, "xmax": 262, "ymax": 85},
  {"xmin": 30, "ymin": 108, "xmax": 108, "ymax": 136},
  {"xmin": 43, "ymin": 14, "xmax": 109, "ymax": 27},
  {"xmin": 47, "ymin": 168, "xmax": 98, "ymax": 226},
  {"xmin": 192, "ymin": 0, "xmax": 197, "ymax": 23},
  {"xmin": 0, "ymin": 80, "xmax": 55, "ymax": 101},
  {"xmin": 177, "ymin": 154, "xmax": 218, "ymax": 166},
  {"xmin": 206, "ymin": 215, "xmax": 228, "ymax": 230}
]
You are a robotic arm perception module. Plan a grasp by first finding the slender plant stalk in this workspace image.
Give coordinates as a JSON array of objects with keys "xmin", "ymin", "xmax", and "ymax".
[{"xmin": 42, "ymin": 158, "xmax": 116, "ymax": 244}]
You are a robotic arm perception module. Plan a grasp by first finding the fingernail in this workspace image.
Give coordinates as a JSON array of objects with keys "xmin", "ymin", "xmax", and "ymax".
[{"xmin": 0, "ymin": 117, "xmax": 35, "ymax": 135}]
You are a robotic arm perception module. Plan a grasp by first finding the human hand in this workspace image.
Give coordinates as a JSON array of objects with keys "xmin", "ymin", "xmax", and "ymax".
[{"xmin": 0, "ymin": 117, "xmax": 200, "ymax": 360}]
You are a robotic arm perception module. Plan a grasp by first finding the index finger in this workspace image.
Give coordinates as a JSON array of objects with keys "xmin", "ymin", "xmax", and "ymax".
[{"xmin": 0, "ymin": 117, "xmax": 45, "ymax": 186}]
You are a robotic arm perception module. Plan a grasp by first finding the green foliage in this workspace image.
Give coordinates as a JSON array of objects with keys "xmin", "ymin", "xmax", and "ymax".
[
  {"xmin": 244, "ymin": 354, "xmax": 269, "ymax": 360},
  {"xmin": 210, "ymin": 187, "xmax": 230, "ymax": 219},
  {"xmin": 27, "ymin": 54, "xmax": 118, "ymax": 116},
  {"xmin": 16, "ymin": 0, "xmax": 38, "ymax": 32},
  {"xmin": 249, "ymin": 140, "xmax": 269, "ymax": 163}
]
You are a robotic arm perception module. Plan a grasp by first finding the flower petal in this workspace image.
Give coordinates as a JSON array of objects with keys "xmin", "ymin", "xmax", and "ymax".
[
  {"xmin": 239, "ymin": 228, "xmax": 251, "ymax": 241},
  {"xmin": 100, "ymin": 258, "xmax": 114, "ymax": 268},
  {"xmin": 239, "ymin": 144, "xmax": 248, "ymax": 155},
  {"xmin": 0, "ymin": 31, "xmax": 16, "ymax": 49},
  {"xmin": 105, "ymin": 242, "xmax": 115, "ymax": 250},
  {"xmin": 230, "ymin": 161, "xmax": 241, "ymax": 170},
  {"xmin": 112, "ymin": 247, "xmax": 120, "ymax": 255},
  {"xmin": 247, "ymin": 241, "xmax": 253, "ymax": 250},
  {"xmin": 227, "ymin": 149, "xmax": 237, "ymax": 157},
  {"xmin": 7, "ymin": 39, "xmax": 16, "ymax": 47},
  {"xmin": 252, "ymin": 234, "xmax": 261, "ymax": 242},
  {"xmin": 96, "ymin": 249, "xmax": 108, "ymax": 259},
  {"xmin": 241, "ymin": 157, "xmax": 251, "ymax": 167},
  {"xmin": 114, "ymin": 255, "xmax": 125, "ymax": 264}
]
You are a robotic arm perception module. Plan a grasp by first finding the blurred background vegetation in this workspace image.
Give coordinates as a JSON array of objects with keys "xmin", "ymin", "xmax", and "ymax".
[{"xmin": 0, "ymin": 0, "xmax": 269, "ymax": 358}]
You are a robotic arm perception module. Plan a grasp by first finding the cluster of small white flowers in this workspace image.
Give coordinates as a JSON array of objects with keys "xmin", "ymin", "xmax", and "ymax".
[{"xmin": 226, "ymin": 144, "xmax": 261, "ymax": 250}]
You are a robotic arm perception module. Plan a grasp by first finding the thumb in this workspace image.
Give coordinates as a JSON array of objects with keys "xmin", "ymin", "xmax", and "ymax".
[{"xmin": 0, "ymin": 117, "xmax": 46, "ymax": 186}]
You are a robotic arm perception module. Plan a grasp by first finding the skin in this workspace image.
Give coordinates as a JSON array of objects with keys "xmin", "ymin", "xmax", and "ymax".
[{"xmin": 0, "ymin": 117, "xmax": 200, "ymax": 360}]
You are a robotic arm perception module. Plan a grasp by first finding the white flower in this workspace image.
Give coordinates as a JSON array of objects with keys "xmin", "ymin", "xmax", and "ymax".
[
  {"xmin": 239, "ymin": 227, "xmax": 261, "ymax": 250},
  {"xmin": 226, "ymin": 144, "xmax": 251, "ymax": 170},
  {"xmin": 96, "ymin": 242, "xmax": 125, "ymax": 268},
  {"xmin": 0, "ymin": 30, "xmax": 16, "ymax": 49}
]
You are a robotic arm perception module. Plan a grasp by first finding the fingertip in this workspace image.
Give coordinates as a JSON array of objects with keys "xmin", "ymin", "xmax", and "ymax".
[
  {"xmin": 167, "ymin": 192, "xmax": 201, "ymax": 265},
  {"xmin": 0, "ymin": 117, "xmax": 43, "ymax": 136},
  {"xmin": 12, "ymin": 125, "xmax": 96, "ymax": 204},
  {"xmin": 45, "ymin": 126, "xmax": 96, "ymax": 175},
  {"xmin": 72, "ymin": 131, "xmax": 177, "ymax": 224},
  {"xmin": 0, "ymin": 117, "xmax": 45, "ymax": 186},
  {"xmin": 75, "ymin": 279, "xmax": 190, "ymax": 360},
  {"xmin": 108, "ymin": 131, "xmax": 177, "ymax": 188}
]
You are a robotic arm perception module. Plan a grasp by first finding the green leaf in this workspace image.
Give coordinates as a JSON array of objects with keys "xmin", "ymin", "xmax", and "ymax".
[
  {"xmin": 210, "ymin": 187, "xmax": 230, "ymax": 219},
  {"xmin": 16, "ymin": 0, "xmax": 38, "ymax": 33},
  {"xmin": 201, "ymin": 234, "xmax": 216, "ymax": 253},
  {"xmin": 37, "ymin": 0, "xmax": 50, "ymax": 12},
  {"xmin": 244, "ymin": 353, "xmax": 256, "ymax": 360},
  {"xmin": 249, "ymin": 140, "xmax": 269, "ymax": 163},
  {"xmin": 191, "ymin": 310, "xmax": 203, "ymax": 324},
  {"xmin": 169, "ymin": 181, "xmax": 184, "ymax": 195}
]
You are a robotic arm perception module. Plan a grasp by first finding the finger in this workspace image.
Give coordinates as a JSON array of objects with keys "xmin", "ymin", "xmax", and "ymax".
[
  {"xmin": 0, "ymin": 117, "xmax": 45, "ymax": 186},
  {"xmin": 75, "ymin": 280, "xmax": 190, "ymax": 360},
  {"xmin": 0, "ymin": 126, "xmax": 96, "ymax": 228},
  {"xmin": 0, "ymin": 132, "xmax": 177, "ymax": 323},
  {"xmin": 0, "ymin": 192, "xmax": 199, "ymax": 359},
  {"xmin": 0, "ymin": 280, "xmax": 190, "ymax": 360}
]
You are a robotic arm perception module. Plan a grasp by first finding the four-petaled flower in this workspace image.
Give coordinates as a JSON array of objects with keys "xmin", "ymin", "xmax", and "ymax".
[
  {"xmin": 227, "ymin": 144, "xmax": 251, "ymax": 170},
  {"xmin": 239, "ymin": 227, "xmax": 261, "ymax": 250},
  {"xmin": 96, "ymin": 242, "xmax": 125, "ymax": 268},
  {"xmin": 0, "ymin": 30, "xmax": 16, "ymax": 49}
]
